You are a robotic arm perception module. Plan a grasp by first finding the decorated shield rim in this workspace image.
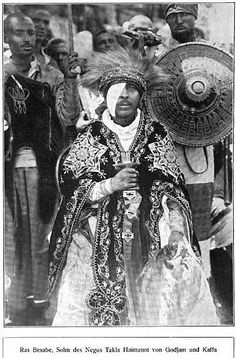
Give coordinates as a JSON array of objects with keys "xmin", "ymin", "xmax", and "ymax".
[
  {"xmin": 147, "ymin": 42, "xmax": 233, "ymax": 147},
  {"xmin": 155, "ymin": 41, "xmax": 233, "ymax": 65}
]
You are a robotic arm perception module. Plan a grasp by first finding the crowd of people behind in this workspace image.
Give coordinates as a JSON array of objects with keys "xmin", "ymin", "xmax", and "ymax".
[{"xmin": 4, "ymin": 3, "xmax": 233, "ymax": 326}]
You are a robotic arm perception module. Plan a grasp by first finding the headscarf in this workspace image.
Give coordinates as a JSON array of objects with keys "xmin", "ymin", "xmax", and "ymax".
[{"xmin": 164, "ymin": 3, "xmax": 198, "ymax": 20}]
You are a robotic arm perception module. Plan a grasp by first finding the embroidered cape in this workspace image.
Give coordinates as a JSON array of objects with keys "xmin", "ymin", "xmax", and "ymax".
[{"xmin": 48, "ymin": 109, "xmax": 197, "ymax": 325}]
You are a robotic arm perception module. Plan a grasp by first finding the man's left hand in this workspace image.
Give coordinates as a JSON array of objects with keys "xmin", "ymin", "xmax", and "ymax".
[{"xmin": 166, "ymin": 231, "xmax": 184, "ymax": 257}]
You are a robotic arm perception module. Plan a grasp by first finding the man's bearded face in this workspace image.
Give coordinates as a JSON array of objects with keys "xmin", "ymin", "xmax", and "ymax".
[
  {"xmin": 32, "ymin": 10, "xmax": 50, "ymax": 42},
  {"xmin": 166, "ymin": 12, "xmax": 195, "ymax": 43},
  {"xmin": 107, "ymin": 82, "xmax": 141, "ymax": 126}
]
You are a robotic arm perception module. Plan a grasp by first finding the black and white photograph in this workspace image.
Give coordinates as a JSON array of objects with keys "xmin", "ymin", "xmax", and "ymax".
[{"xmin": 3, "ymin": 2, "xmax": 233, "ymax": 328}]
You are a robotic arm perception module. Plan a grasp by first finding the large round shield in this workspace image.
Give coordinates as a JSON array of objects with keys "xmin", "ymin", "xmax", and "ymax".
[{"xmin": 146, "ymin": 42, "xmax": 233, "ymax": 146}]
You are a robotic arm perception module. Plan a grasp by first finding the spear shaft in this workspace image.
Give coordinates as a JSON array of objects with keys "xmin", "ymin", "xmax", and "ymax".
[
  {"xmin": 67, "ymin": 4, "xmax": 90, "ymax": 120},
  {"xmin": 67, "ymin": 4, "xmax": 74, "ymax": 53}
]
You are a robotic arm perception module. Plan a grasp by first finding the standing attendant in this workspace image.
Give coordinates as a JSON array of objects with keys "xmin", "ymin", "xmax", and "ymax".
[
  {"xmin": 156, "ymin": 4, "xmax": 215, "ymax": 278},
  {"xmin": 4, "ymin": 13, "xmax": 81, "ymax": 325}
]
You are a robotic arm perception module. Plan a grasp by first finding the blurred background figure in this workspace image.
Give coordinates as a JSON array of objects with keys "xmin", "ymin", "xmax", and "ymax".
[
  {"xmin": 112, "ymin": 14, "xmax": 162, "ymax": 59},
  {"xmin": 74, "ymin": 29, "xmax": 114, "ymax": 132},
  {"xmin": 93, "ymin": 29, "xmax": 118, "ymax": 52},
  {"xmin": 45, "ymin": 37, "xmax": 69, "ymax": 71},
  {"xmin": 41, "ymin": 27, "xmax": 54, "ymax": 47},
  {"xmin": 121, "ymin": 14, "xmax": 154, "ymax": 51},
  {"xmin": 127, "ymin": 14, "xmax": 153, "ymax": 30},
  {"xmin": 31, "ymin": 8, "xmax": 53, "ymax": 66}
]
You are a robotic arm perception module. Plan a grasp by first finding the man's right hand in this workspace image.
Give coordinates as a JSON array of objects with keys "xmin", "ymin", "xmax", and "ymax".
[
  {"xmin": 111, "ymin": 168, "xmax": 139, "ymax": 192},
  {"xmin": 64, "ymin": 52, "xmax": 82, "ymax": 78}
]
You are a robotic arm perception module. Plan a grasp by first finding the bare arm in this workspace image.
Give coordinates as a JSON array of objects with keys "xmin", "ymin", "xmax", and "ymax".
[{"xmin": 54, "ymin": 52, "xmax": 82, "ymax": 127}]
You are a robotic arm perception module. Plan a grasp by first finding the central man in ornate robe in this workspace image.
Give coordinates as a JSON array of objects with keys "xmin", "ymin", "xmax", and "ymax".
[{"xmin": 48, "ymin": 48, "xmax": 219, "ymax": 326}]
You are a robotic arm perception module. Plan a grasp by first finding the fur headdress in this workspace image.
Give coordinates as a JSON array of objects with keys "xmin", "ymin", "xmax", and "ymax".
[{"xmin": 80, "ymin": 46, "xmax": 168, "ymax": 96}]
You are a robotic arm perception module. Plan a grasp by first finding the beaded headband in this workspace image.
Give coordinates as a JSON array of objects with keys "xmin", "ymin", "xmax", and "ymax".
[{"xmin": 99, "ymin": 65, "xmax": 147, "ymax": 95}]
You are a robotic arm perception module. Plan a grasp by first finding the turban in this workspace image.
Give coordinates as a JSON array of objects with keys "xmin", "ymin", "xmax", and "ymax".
[
  {"xmin": 164, "ymin": 3, "xmax": 198, "ymax": 20},
  {"xmin": 99, "ymin": 66, "xmax": 146, "ymax": 96}
]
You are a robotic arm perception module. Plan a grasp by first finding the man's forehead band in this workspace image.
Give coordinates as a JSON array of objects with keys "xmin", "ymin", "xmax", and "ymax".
[{"xmin": 99, "ymin": 65, "xmax": 147, "ymax": 94}]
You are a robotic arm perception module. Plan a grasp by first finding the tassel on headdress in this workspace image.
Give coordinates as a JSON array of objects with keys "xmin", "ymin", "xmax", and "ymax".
[{"xmin": 80, "ymin": 46, "xmax": 169, "ymax": 95}]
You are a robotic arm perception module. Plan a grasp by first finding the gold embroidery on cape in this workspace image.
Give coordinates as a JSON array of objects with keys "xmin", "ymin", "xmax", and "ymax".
[
  {"xmin": 146, "ymin": 132, "xmax": 182, "ymax": 183},
  {"xmin": 145, "ymin": 180, "xmax": 193, "ymax": 255},
  {"xmin": 88, "ymin": 197, "xmax": 126, "ymax": 326},
  {"xmin": 49, "ymin": 178, "xmax": 94, "ymax": 293},
  {"xmin": 63, "ymin": 130, "xmax": 108, "ymax": 178}
]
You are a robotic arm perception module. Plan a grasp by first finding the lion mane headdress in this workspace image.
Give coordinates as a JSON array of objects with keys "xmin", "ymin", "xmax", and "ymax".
[{"xmin": 80, "ymin": 46, "xmax": 169, "ymax": 96}]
